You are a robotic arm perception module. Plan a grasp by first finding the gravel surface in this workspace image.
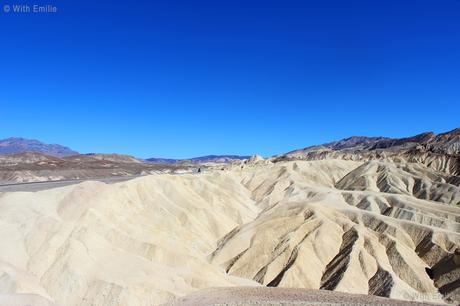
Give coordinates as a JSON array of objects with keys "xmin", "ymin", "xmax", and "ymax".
[{"xmin": 163, "ymin": 287, "xmax": 444, "ymax": 306}]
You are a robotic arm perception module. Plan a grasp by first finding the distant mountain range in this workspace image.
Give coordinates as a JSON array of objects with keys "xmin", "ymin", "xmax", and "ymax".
[
  {"xmin": 146, "ymin": 155, "xmax": 250, "ymax": 165},
  {"xmin": 2, "ymin": 128, "xmax": 458, "ymax": 166},
  {"xmin": 1, "ymin": 128, "xmax": 459, "ymax": 185},
  {"xmin": 0, "ymin": 137, "xmax": 250, "ymax": 164},
  {"xmin": 287, "ymin": 127, "xmax": 460, "ymax": 156},
  {"xmin": 0, "ymin": 137, "xmax": 79, "ymax": 157},
  {"xmin": 278, "ymin": 127, "xmax": 460, "ymax": 177}
]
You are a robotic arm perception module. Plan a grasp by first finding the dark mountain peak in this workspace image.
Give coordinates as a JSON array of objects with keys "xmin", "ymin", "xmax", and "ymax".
[
  {"xmin": 369, "ymin": 131, "xmax": 436, "ymax": 150},
  {"xmin": 436, "ymin": 128, "xmax": 460, "ymax": 141},
  {"xmin": 0, "ymin": 137, "xmax": 78, "ymax": 157},
  {"xmin": 2, "ymin": 137, "xmax": 40, "ymax": 143},
  {"xmin": 404, "ymin": 132, "xmax": 436, "ymax": 143},
  {"xmin": 285, "ymin": 127, "xmax": 460, "ymax": 158},
  {"xmin": 324, "ymin": 136, "xmax": 390, "ymax": 150}
]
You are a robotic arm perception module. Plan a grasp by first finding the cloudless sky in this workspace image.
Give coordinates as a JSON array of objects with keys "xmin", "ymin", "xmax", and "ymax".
[{"xmin": 1, "ymin": 0, "xmax": 459, "ymax": 158}]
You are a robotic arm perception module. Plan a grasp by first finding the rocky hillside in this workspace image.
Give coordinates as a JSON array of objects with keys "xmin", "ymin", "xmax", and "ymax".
[
  {"xmin": 277, "ymin": 128, "xmax": 460, "ymax": 176},
  {"xmin": 0, "ymin": 152, "xmax": 195, "ymax": 184},
  {"xmin": 288, "ymin": 128, "xmax": 460, "ymax": 155}
]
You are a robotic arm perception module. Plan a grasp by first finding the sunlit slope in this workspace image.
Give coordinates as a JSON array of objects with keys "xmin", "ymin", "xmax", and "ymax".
[
  {"xmin": 0, "ymin": 172, "xmax": 259, "ymax": 305},
  {"xmin": 0, "ymin": 159, "xmax": 459, "ymax": 305}
]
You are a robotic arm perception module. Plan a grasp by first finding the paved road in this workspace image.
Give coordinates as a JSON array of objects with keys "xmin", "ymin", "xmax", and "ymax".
[{"xmin": 0, "ymin": 175, "xmax": 141, "ymax": 192}]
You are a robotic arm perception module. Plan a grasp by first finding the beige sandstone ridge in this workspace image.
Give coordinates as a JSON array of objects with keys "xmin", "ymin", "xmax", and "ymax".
[{"xmin": 0, "ymin": 158, "xmax": 459, "ymax": 305}]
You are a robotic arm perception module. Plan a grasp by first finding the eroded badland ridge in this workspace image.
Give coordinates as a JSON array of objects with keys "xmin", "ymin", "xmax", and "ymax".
[{"xmin": 0, "ymin": 128, "xmax": 459, "ymax": 306}]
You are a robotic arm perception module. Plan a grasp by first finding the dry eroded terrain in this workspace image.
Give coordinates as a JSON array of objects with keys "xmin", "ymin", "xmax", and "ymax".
[{"xmin": 0, "ymin": 158, "xmax": 459, "ymax": 305}]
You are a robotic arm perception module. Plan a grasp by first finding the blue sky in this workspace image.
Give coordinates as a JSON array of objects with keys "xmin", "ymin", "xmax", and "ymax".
[{"xmin": 1, "ymin": 0, "xmax": 459, "ymax": 158}]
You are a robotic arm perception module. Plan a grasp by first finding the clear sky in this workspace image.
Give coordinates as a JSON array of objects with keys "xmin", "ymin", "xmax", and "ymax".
[{"xmin": 1, "ymin": 0, "xmax": 459, "ymax": 158}]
